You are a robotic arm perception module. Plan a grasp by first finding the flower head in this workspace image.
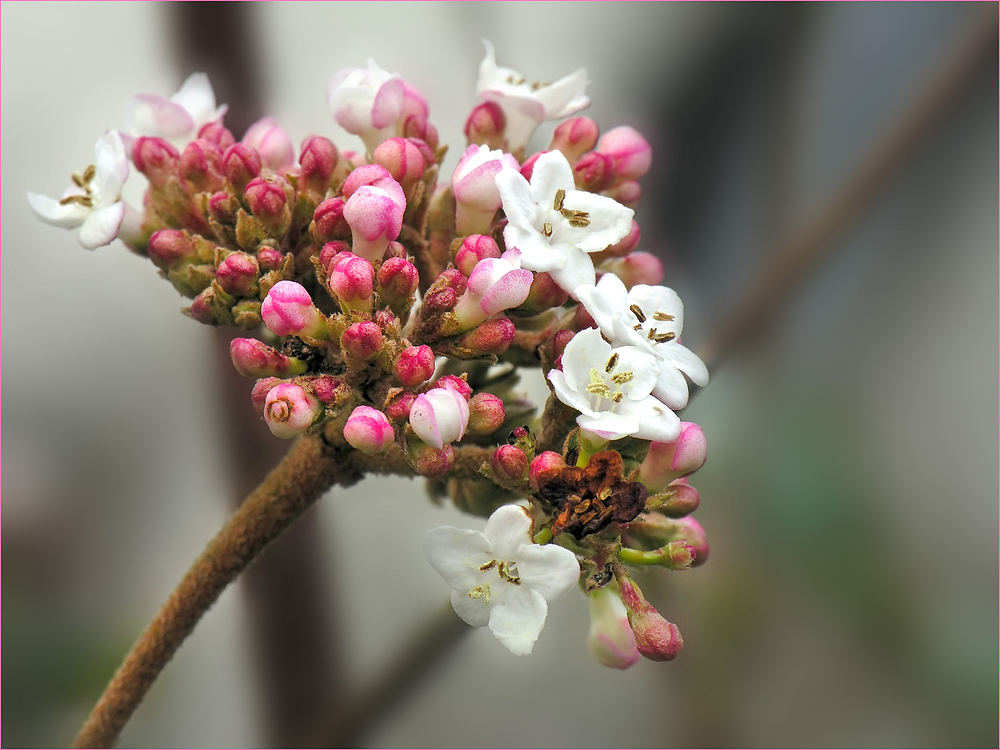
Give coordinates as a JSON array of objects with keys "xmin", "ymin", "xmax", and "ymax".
[
  {"xmin": 423, "ymin": 505, "xmax": 580, "ymax": 655},
  {"xmin": 477, "ymin": 40, "xmax": 590, "ymax": 152},
  {"xmin": 576, "ymin": 273, "xmax": 708, "ymax": 409},
  {"xmin": 496, "ymin": 150, "xmax": 633, "ymax": 297},
  {"xmin": 125, "ymin": 72, "xmax": 227, "ymax": 147},
  {"xmin": 27, "ymin": 131, "xmax": 129, "ymax": 250}
]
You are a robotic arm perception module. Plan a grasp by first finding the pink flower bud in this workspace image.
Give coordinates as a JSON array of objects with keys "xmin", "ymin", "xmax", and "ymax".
[
  {"xmin": 517, "ymin": 271, "xmax": 569, "ymax": 314},
  {"xmin": 376, "ymin": 256, "xmax": 419, "ymax": 311},
  {"xmin": 298, "ymin": 135, "xmax": 339, "ymax": 193},
  {"xmin": 148, "ymin": 229, "xmax": 195, "ymax": 270},
  {"xmin": 618, "ymin": 577, "xmax": 683, "ymax": 662},
  {"xmin": 572, "ymin": 304, "xmax": 597, "ymax": 332},
  {"xmin": 586, "ymin": 586, "xmax": 640, "ymax": 670},
  {"xmin": 549, "ymin": 329, "xmax": 575, "ymax": 362},
  {"xmin": 344, "ymin": 181, "xmax": 406, "ymax": 262},
  {"xmin": 549, "ymin": 117, "xmax": 600, "ymax": 164},
  {"xmin": 454, "ymin": 254, "xmax": 533, "ymax": 328},
  {"xmin": 187, "ymin": 287, "xmax": 222, "ymax": 325},
  {"xmin": 372, "ymin": 137, "xmax": 426, "ymax": 198},
  {"xmin": 669, "ymin": 516, "xmax": 709, "ymax": 565},
  {"xmin": 132, "ymin": 137, "xmax": 180, "ymax": 189},
  {"xmin": 601, "ymin": 251, "xmax": 664, "ymax": 288},
  {"xmin": 261, "ymin": 280, "xmax": 328, "ymax": 339},
  {"xmin": 216, "ymin": 251, "xmax": 260, "ymax": 296},
  {"xmin": 604, "ymin": 179, "xmax": 641, "ymax": 208},
  {"xmin": 467, "ymin": 393, "xmax": 505, "ymax": 435},
  {"xmin": 597, "ymin": 126, "xmax": 652, "ymax": 181},
  {"xmin": 491, "ymin": 444, "xmax": 528, "ymax": 484},
  {"xmin": 264, "ymin": 382, "xmax": 323, "ymax": 439},
  {"xmin": 599, "ymin": 220, "xmax": 642, "ymax": 260},
  {"xmin": 394, "ymin": 345, "xmax": 435, "ymax": 387},
  {"xmin": 319, "ymin": 240, "xmax": 352, "ymax": 273},
  {"xmin": 343, "ymin": 405, "xmax": 395, "ymax": 454},
  {"xmin": 251, "ymin": 377, "xmax": 284, "ymax": 415},
  {"xmin": 326, "ymin": 252, "xmax": 375, "ymax": 312},
  {"xmin": 423, "ymin": 287, "xmax": 457, "ymax": 312},
  {"xmin": 342, "ymin": 164, "xmax": 395, "ymax": 199},
  {"xmin": 299, "ymin": 374, "xmax": 344, "ymax": 404},
  {"xmin": 179, "ymin": 139, "xmax": 224, "ymax": 192},
  {"xmin": 198, "ymin": 121, "xmax": 236, "ymax": 151},
  {"xmin": 432, "ymin": 375, "xmax": 472, "ymax": 400},
  {"xmin": 573, "ymin": 151, "xmax": 615, "ymax": 192},
  {"xmin": 222, "ymin": 143, "xmax": 262, "ymax": 191},
  {"xmin": 529, "ymin": 451, "xmax": 567, "ymax": 490},
  {"xmin": 243, "ymin": 116, "xmax": 295, "ymax": 171},
  {"xmin": 383, "ymin": 239, "xmax": 406, "ymax": 260},
  {"xmin": 637, "ymin": 422, "xmax": 707, "ymax": 492},
  {"xmin": 257, "ymin": 246, "xmax": 286, "ymax": 272},
  {"xmin": 519, "ymin": 151, "xmax": 544, "ymax": 181},
  {"xmin": 384, "ymin": 390, "xmax": 418, "ymax": 422},
  {"xmin": 626, "ymin": 513, "xmax": 709, "ymax": 566},
  {"xmin": 245, "ymin": 176, "xmax": 288, "ymax": 232},
  {"xmin": 456, "ymin": 317, "xmax": 516, "ymax": 356},
  {"xmin": 451, "ymin": 144, "xmax": 520, "ymax": 236},
  {"xmin": 408, "ymin": 440, "xmax": 456, "ymax": 478},
  {"xmin": 454, "ymin": 234, "xmax": 501, "ymax": 277},
  {"xmin": 409, "ymin": 382, "xmax": 470, "ymax": 449},
  {"xmin": 312, "ymin": 198, "xmax": 351, "ymax": 243},
  {"xmin": 655, "ymin": 479, "xmax": 701, "ymax": 518},
  {"xmin": 341, "ymin": 320, "xmax": 384, "ymax": 361},
  {"xmin": 464, "ymin": 101, "xmax": 507, "ymax": 150},
  {"xmin": 230, "ymin": 338, "xmax": 307, "ymax": 378},
  {"xmin": 208, "ymin": 191, "xmax": 239, "ymax": 224}
]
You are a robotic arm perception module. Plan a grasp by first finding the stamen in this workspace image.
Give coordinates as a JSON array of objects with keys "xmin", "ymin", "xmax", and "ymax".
[
  {"xmin": 81, "ymin": 165, "xmax": 96, "ymax": 184},
  {"xmin": 612, "ymin": 391, "xmax": 624, "ymax": 403},
  {"xmin": 468, "ymin": 584, "xmax": 492, "ymax": 604},
  {"xmin": 542, "ymin": 222, "xmax": 552, "ymax": 238},
  {"xmin": 479, "ymin": 559, "xmax": 498, "ymax": 572},
  {"xmin": 653, "ymin": 311, "xmax": 675, "ymax": 321},
  {"xmin": 586, "ymin": 368, "xmax": 613, "ymax": 399},
  {"xmin": 597, "ymin": 486, "xmax": 613, "ymax": 501},
  {"xmin": 633, "ymin": 323, "xmax": 643, "ymax": 331},
  {"xmin": 611, "ymin": 371, "xmax": 634, "ymax": 385},
  {"xmin": 71, "ymin": 173, "xmax": 85, "ymax": 188},
  {"xmin": 498, "ymin": 561, "xmax": 522, "ymax": 585},
  {"xmin": 654, "ymin": 332, "xmax": 676, "ymax": 343},
  {"xmin": 560, "ymin": 208, "xmax": 590, "ymax": 227},
  {"xmin": 59, "ymin": 194, "xmax": 93, "ymax": 207},
  {"xmin": 553, "ymin": 189, "xmax": 565, "ymax": 212},
  {"xmin": 647, "ymin": 328, "xmax": 657, "ymax": 339},
  {"xmin": 605, "ymin": 353, "xmax": 619, "ymax": 373},
  {"xmin": 629, "ymin": 304, "xmax": 646, "ymax": 323}
]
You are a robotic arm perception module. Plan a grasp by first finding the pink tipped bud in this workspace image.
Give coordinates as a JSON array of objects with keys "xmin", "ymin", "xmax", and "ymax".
[
  {"xmin": 208, "ymin": 191, "xmax": 239, "ymax": 224},
  {"xmin": 454, "ymin": 234, "xmax": 501, "ymax": 277},
  {"xmin": 586, "ymin": 586, "xmax": 640, "ymax": 670},
  {"xmin": 618, "ymin": 577, "xmax": 684, "ymax": 662},
  {"xmin": 341, "ymin": 321, "xmax": 384, "ymax": 361},
  {"xmin": 344, "ymin": 180, "xmax": 406, "ymax": 262},
  {"xmin": 550, "ymin": 329, "xmax": 576, "ymax": 362},
  {"xmin": 452, "ymin": 144, "xmax": 520, "ymax": 236},
  {"xmin": 601, "ymin": 220, "xmax": 642, "ymax": 259},
  {"xmin": 491, "ymin": 444, "xmax": 529, "ymax": 485},
  {"xmin": 383, "ymin": 240, "xmax": 406, "ymax": 260},
  {"xmin": 216, "ymin": 251, "xmax": 260, "ymax": 296},
  {"xmin": 148, "ymin": 229, "xmax": 195, "ymax": 270},
  {"xmin": 257, "ymin": 246, "xmax": 286, "ymax": 272},
  {"xmin": 394, "ymin": 345, "xmax": 436, "ymax": 387},
  {"xmin": 669, "ymin": 516, "xmax": 709, "ymax": 565},
  {"xmin": 298, "ymin": 135, "xmax": 339, "ymax": 193},
  {"xmin": 573, "ymin": 151, "xmax": 616, "ymax": 192},
  {"xmin": 467, "ymin": 393, "xmax": 505, "ymax": 435},
  {"xmin": 529, "ymin": 451, "xmax": 566, "ymax": 490},
  {"xmin": 517, "ymin": 272, "xmax": 569, "ymax": 314},
  {"xmin": 326, "ymin": 252, "xmax": 375, "ymax": 312},
  {"xmin": 251, "ymin": 377, "xmax": 284, "ymax": 415},
  {"xmin": 372, "ymin": 137, "xmax": 426, "ymax": 198},
  {"xmin": 423, "ymin": 286, "xmax": 457, "ymax": 312},
  {"xmin": 376, "ymin": 256, "xmax": 419, "ymax": 311},
  {"xmin": 464, "ymin": 101, "xmax": 507, "ymax": 150},
  {"xmin": 312, "ymin": 198, "xmax": 351, "ymax": 243},
  {"xmin": 432, "ymin": 375, "xmax": 472, "ymax": 400},
  {"xmin": 407, "ymin": 440, "xmax": 456, "ymax": 478},
  {"xmin": 654, "ymin": 480, "xmax": 701, "ymax": 518},
  {"xmin": 409, "ymin": 383, "xmax": 470, "ymax": 449},
  {"xmin": 222, "ymin": 143, "xmax": 262, "ymax": 191},
  {"xmin": 243, "ymin": 116, "xmax": 295, "ymax": 171},
  {"xmin": 319, "ymin": 240, "xmax": 352, "ymax": 273},
  {"xmin": 604, "ymin": 179, "xmax": 641, "ymax": 208},
  {"xmin": 230, "ymin": 338, "xmax": 307, "ymax": 378},
  {"xmin": 550, "ymin": 117, "xmax": 601, "ymax": 164},
  {"xmin": 626, "ymin": 513, "xmax": 709, "ymax": 566},
  {"xmin": 342, "ymin": 164, "xmax": 395, "ymax": 199},
  {"xmin": 637, "ymin": 422, "xmax": 707, "ymax": 492},
  {"xmin": 602, "ymin": 251, "xmax": 664, "ymax": 288},
  {"xmin": 299, "ymin": 374, "xmax": 345, "ymax": 404},
  {"xmin": 597, "ymin": 126, "xmax": 652, "ymax": 181},
  {"xmin": 198, "ymin": 121, "xmax": 237, "ymax": 150},
  {"xmin": 261, "ymin": 280, "xmax": 328, "ymax": 339},
  {"xmin": 343, "ymin": 405, "xmax": 395, "ymax": 454},
  {"xmin": 384, "ymin": 390, "xmax": 418, "ymax": 422},
  {"xmin": 264, "ymin": 382, "xmax": 323, "ymax": 439},
  {"xmin": 455, "ymin": 256, "xmax": 533, "ymax": 328},
  {"xmin": 456, "ymin": 317, "xmax": 516, "ymax": 356},
  {"xmin": 245, "ymin": 176, "xmax": 289, "ymax": 233},
  {"xmin": 132, "ymin": 137, "xmax": 180, "ymax": 189},
  {"xmin": 179, "ymin": 139, "xmax": 224, "ymax": 192},
  {"xmin": 519, "ymin": 151, "xmax": 544, "ymax": 182}
]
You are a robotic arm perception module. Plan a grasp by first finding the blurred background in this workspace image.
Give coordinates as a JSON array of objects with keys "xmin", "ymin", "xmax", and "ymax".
[{"xmin": 2, "ymin": 2, "xmax": 997, "ymax": 747}]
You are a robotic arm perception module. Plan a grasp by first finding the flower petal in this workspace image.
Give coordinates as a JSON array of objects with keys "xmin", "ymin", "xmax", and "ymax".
[
  {"xmin": 77, "ymin": 202, "xmax": 125, "ymax": 249},
  {"xmin": 559, "ymin": 327, "xmax": 611, "ymax": 394},
  {"xmin": 370, "ymin": 75, "xmax": 405, "ymax": 130},
  {"xmin": 628, "ymin": 284, "xmax": 684, "ymax": 334},
  {"xmin": 576, "ymin": 273, "xmax": 628, "ymax": 333},
  {"xmin": 662, "ymin": 342, "xmax": 709, "ymax": 387},
  {"xmin": 482, "ymin": 505, "xmax": 533, "ymax": 560},
  {"xmin": 488, "ymin": 587, "xmax": 548, "ymax": 655},
  {"xmin": 547, "ymin": 245, "xmax": 596, "ymax": 296},
  {"xmin": 170, "ymin": 72, "xmax": 219, "ymax": 129},
  {"xmin": 534, "ymin": 67, "xmax": 590, "ymax": 119},
  {"xmin": 577, "ymin": 411, "xmax": 640, "ymax": 441},
  {"xmin": 125, "ymin": 94, "xmax": 194, "ymax": 140},
  {"xmin": 515, "ymin": 542, "xmax": 579, "ymax": 601},
  {"xmin": 26, "ymin": 191, "xmax": 88, "ymax": 228},
  {"xmin": 629, "ymin": 396, "xmax": 682, "ymax": 442},
  {"xmin": 450, "ymin": 588, "xmax": 491, "ymax": 627},
  {"xmin": 496, "ymin": 168, "xmax": 537, "ymax": 229},
  {"xmin": 423, "ymin": 526, "xmax": 493, "ymax": 591},
  {"xmin": 548, "ymin": 369, "xmax": 593, "ymax": 416},
  {"xmin": 528, "ymin": 151, "xmax": 575, "ymax": 207},
  {"xmin": 560, "ymin": 190, "xmax": 634, "ymax": 254},
  {"xmin": 651, "ymin": 363, "xmax": 690, "ymax": 410}
]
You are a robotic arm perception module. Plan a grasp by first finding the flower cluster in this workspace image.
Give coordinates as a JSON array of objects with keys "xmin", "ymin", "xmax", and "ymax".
[{"xmin": 30, "ymin": 47, "xmax": 711, "ymax": 664}]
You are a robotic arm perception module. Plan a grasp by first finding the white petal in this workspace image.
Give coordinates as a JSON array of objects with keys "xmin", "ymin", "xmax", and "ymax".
[
  {"xmin": 629, "ymin": 396, "xmax": 682, "ymax": 442},
  {"xmin": 529, "ymin": 151, "xmax": 575, "ymax": 207},
  {"xmin": 548, "ymin": 369, "xmax": 594, "ymax": 416},
  {"xmin": 533, "ymin": 67, "xmax": 590, "ymax": 119},
  {"xmin": 77, "ymin": 202, "xmax": 125, "ymax": 249},
  {"xmin": 515, "ymin": 543, "xmax": 579, "ymax": 601},
  {"xmin": 508, "ymin": 230, "xmax": 567, "ymax": 273},
  {"xmin": 628, "ymin": 284, "xmax": 684, "ymax": 333},
  {"xmin": 548, "ymin": 246, "xmax": 596, "ymax": 296},
  {"xmin": 27, "ymin": 191, "xmax": 87, "ymax": 228},
  {"xmin": 559, "ymin": 328, "xmax": 610, "ymax": 393},
  {"xmin": 422, "ymin": 526, "xmax": 493, "ymax": 591},
  {"xmin": 662, "ymin": 342, "xmax": 709, "ymax": 387},
  {"xmin": 488, "ymin": 587, "xmax": 548, "ymax": 655},
  {"xmin": 170, "ymin": 72, "xmax": 219, "ymax": 128},
  {"xmin": 577, "ymin": 273, "xmax": 628, "ymax": 334},
  {"xmin": 496, "ymin": 168, "xmax": 537, "ymax": 229},
  {"xmin": 94, "ymin": 133, "xmax": 127, "ymax": 207},
  {"xmin": 125, "ymin": 94, "xmax": 194, "ymax": 140},
  {"xmin": 612, "ymin": 345, "xmax": 659, "ymax": 399},
  {"xmin": 476, "ymin": 39, "xmax": 503, "ymax": 91},
  {"xmin": 450, "ymin": 588, "xmax": 491, "ymax": 628},
  {"xmin": 577, "ymin": 411, "xmax": 639, "ymax": 441},
  {"xmin": 560, "ymin": 190, "xmax": 634, "ymax": 254},
  {"xmin": 482, "ymin": 505, "xmax": 533, "ymax": 560},
  {"xmin": 652, "ymin": 363, "xmax": 690, "ymax": 410}
]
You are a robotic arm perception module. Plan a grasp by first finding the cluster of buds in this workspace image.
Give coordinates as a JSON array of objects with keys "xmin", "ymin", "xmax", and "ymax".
[{"xmin": 31, "ymin": 45, "xmax": 713, "ymax": 666}]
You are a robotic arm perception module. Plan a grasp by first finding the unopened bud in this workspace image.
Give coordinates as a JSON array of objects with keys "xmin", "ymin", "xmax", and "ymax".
[
  {"xmin": 651, "ymin": 480, "xmax": 701, "ymax": 518},
  {"xmin": 604, "ymin": 179, "xmax": 641, "ymax": 208},
  {"xmin": 377, "ymin": 256, "xmax": 419, "ymax": 312},
  {"xmin": 245, "ymin": 177, "xmax": 289, "ymax": 234},
  {"xmin": 406, "ymin": 438, "xmax": 456, "ymax": 478},
  {"xmin": 637, "ymin": 423, "xmax": 707, "ymax": 492},
  {"xmin": 626, "ymin": 513, "xmax": 709, "ymax": 566},
  {"xmin": 261, "ymin": 280, "xmax": 328, "ymax": 339},
  {"xmin": 132, "ymin": 137, "xmax": 180, "ymax": 189},
  {"xmin": 596, "ymin": 126, "xmax": 652, "ymax": 181},
  {"xmin": 326, "ymin": 252, "xmax": 375, "ymax": 313},
  {"xmin": 383, "ymin": 240, "xmax": 406, "ymax": 260},
  {"xmin": 230, "ymin": 338, "xmax": 307, "ymax": 378},
  {"xmin": 215, "ymin": 252, "xmax": 260, "ymax": 296},
  {"xmin": 208, "ymin": 191, "xmax": 239, "ymax": 225},
  {"xmin": 467, "ymin": 393, "xmax": 505, "ymax": 435},
  {"xmin": 454, "ymin": 234, "xmax": 501, "ymax": 277},
  {"xmin": 263, "ymin": 383, "xmax": 323, "ymax": 439},
  {"xmin": 179, "ymin": 139, "xmax": 224, "ymax": 192},
  {"xmin": 251, "ymin": 377, "xmax": 284, "ymax": 415},
  {"xmin": 372, "ymin": 137, "xmax": 426, "ymax": 198},
  {"xmin": 341, "ymin": 321, "xmax": 384, "ymax": 362},
  {"xmin": 516, "ymin": 271, "xmax": 568, "ymax": 314},
  {"xmin": 423, "ymin": 287, "xmax": 457, "ymax": 312},
  {"xmin": 319, "ymin": 240, "xmax": 352, "ymax": 273},
  {"xmin": 432, "ymin": 375, "xmax": 472, "ymax": 400},
  {"xmin": 507, "ymin": 425, "xmax": 536, "ymax": 457},
  {"xmin": 491, "ymin": 444, "xmax": 529, "ymax": 485},
  {"xmin": 586, "ymin": 585, "xmax": 640, "ymax": 670},
  {"xmin": 618, "ymin": 577, "xmax": 683, "ymax": 662},
  {"xmin": 243, "ymin": 116, "xmax": 295, "ymax": 171},
  {"xmin": 600, "ymin": 220, "xmax": 641, "ymax": 259},
  {"xmin": 464, "ymin": 101, "xmax": 507, "ymax": 150},
  {"xmin": 148, "ymin": 229, "xmax": 195, "ymax": 270},
  {"xmin": 198, "ymin": 121, "xmax": 236, "ymax": 150},
  {"xmin": 456, "ymin": 317, "xmax": 516, "ymax": 356},
  {"xmin": 299, "ymin": 374, "xmax": 345, "ymax": 404},
  {"xmin": 384, "ymin": 389, "xmax": 418, "ymax": 422},
  {"xmin": 394, "ymin": 345, "xmax": 436, "ymax": 387},
  {"xmin": 257, "ymin": 246, "xmax": 286, "ymax": 272},
  {"xmin": 573, "ymin": 151, "xmax": 615, "ymax": 192},
  {"xmin": 343, "ymin": 179, "xmax": 406, "ymax": 262},
  {"xmin": 601, "ymin": 251, "xmax": 664, "ymax": 288},
  {"xmin": 452, "ymin": 144, "xmax": 519, "ymax": 236},
  {"xmin": 343, "ymin": 405, "xmax": 395, "ymax": 454},
  {"xmin": 549, "ymin": 117, "xmax": 600, "ymax": 164},
  {"xmin": 298, "ymin": 135, "xmax": 339, "ymax": 194},
  {"xmin": 342, "ymin": 164, "xmax": 395, "ymax": 199},
  {"xmin": 529, "ymin": 451, "xmax": 566, "ymax": 490},
  {"xmin": 222, "ymin": 143, "xmax": 262, "ymax": 192},
  {"xmin": 409, "ymin": 382, "xmax": 470, "ymax": 449},
  {"xmin": 311, "ymin": 197, "xmax": 351, "ymax": 243},
  {"xmin": 519, "ymin": 151, "xmax": 544, "ymax": 181}
]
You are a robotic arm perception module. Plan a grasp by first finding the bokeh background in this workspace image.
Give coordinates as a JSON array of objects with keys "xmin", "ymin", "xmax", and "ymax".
[{"xmin": 3, "ymin": 2, "xmax": 997, "ymax": 747}]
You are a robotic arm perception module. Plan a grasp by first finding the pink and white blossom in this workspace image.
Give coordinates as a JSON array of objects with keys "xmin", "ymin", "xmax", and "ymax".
[
  {"xmin": 586, "ymin": 586, "xmax": 640, "ymax": 670},
  {"xmin": 242, "ymin": 117, "xmax": 295, "ymax": 171},
  {"xmin": 261, "ymin": 280, "xmax": 328, "ymax": 339},
  {"xmin": 636, "ymin": 422, "xmax": 707, "ymax": 492},
  {"xmin": 125, "ymin": 72, "xmax": 227, "ymax": 147},
  {"xmin": 343, "ymin": 405, "xmax": 395, "ymax": 454},
  {"xmin": 453, "ymin": 249, "xmax": 533, "ymax": 330},
  {"xmin": 343, "ymin": 172, "xmax": 406, "ymax": 262},
  {"xmin": 263, "ymin": 383, "xmax": 323, "ymax": 439},
  {"xmin": 409, "ymin": 382, "xmax": 470, "ymax": 449},
  {"xmin": 451, "ymin": 144, "xmax": 520, "ymax": 235}
]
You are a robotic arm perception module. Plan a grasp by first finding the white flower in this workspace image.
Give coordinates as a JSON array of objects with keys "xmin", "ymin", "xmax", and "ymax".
[
  {"xmin": 124, "ymin": 73, "xmax": 227, "ymax": 146},
  {"xmin": 576, "ymin": 273, "xmax": 708, "ymax": 410},
  {"xmin": 27, "ymin": 131, "xmax": 130, "ymax": 250},
  {"xmin": 477, "ymin": 40, "xmax": 590, "ymax": 152},
  {"xmin": 547, "ymin": 327, "xmax": 681, "ymax": 442},
  {"xmin": 328, "ymin": 59, "xmax": 414, "ymax": 153},
  {"xmin": 496, "ymin": 151, "xmax": 633, "ymax": 297},
  {"xmin": 423, "ymin": 505, "xmax": 579, "ymax": 655},
  {"xmin": 409, "ymin": 382, "xmax": 470, "ymax": 449}
]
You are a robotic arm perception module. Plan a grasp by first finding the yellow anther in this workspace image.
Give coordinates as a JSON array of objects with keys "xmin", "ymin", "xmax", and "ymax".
[
  {"xmin": 468, "ymin": 584, "xmax": 492, "ymax": 603},
  {"xmin": 653, "ymin": 311, "xmax": 675, "ymax": 321},
  {"xmin": 629, "ymin": 304, "xmax": 646, "ymax": 323},
  {"xmin": 542, "ymin": 222, "xmax": 553, "ymax": 237},
  {"xmin": 553, "ymin": 189, "xmax": 566, "ymax": 212},
  {"xmin": 611, "ymin": 371, "xmax": 634, "ymax": 385}
]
